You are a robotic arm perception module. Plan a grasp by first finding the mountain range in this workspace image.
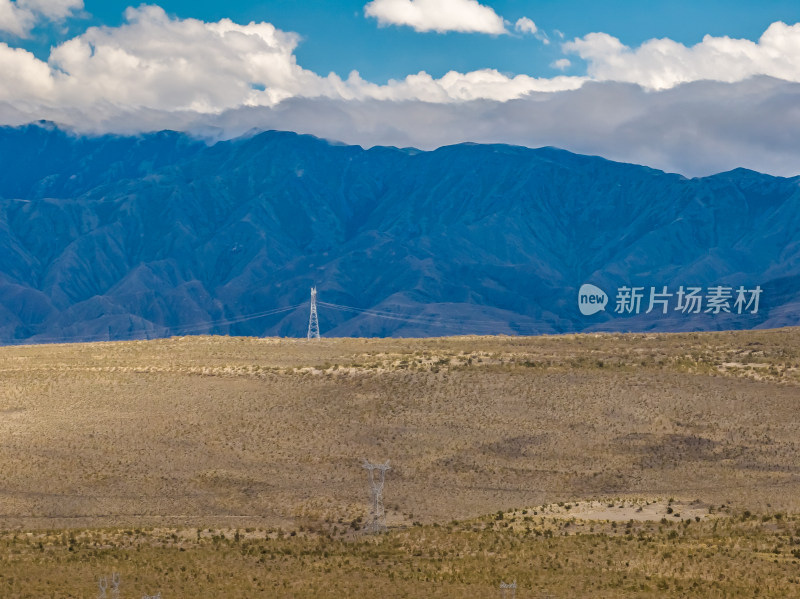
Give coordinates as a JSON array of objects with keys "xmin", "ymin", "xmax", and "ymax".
[{"xmin": 0, "ymin": 122, "xmax": 798, "ymax": 342}]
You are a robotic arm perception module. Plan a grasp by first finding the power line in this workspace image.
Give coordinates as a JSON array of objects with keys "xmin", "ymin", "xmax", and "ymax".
[
  {"xmin": 2, "ymin": 289, "xmax": 543, "ymax": 347},
  {"xmin": 3, "ymin": 302, "xmax": 305, "ymax": 346},
  {"xmin": 318, "ymin": 300, "xmax": 538, "ymax": 333}
]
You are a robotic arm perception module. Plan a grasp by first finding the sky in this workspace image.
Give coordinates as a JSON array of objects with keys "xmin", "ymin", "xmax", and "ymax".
[{"xmin": 1, "ymin": 0, "xmax": 800, "ymax": 176}]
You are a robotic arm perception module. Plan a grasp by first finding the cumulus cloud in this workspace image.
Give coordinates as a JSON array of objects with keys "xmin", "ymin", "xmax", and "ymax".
[
  {"xmin": 0, "ymin": 5, "xmax": 582, "ymax": 113},
  {"xmin": 47, "ymin": 5, "xmax": 314, "ymax": 111},
  {"xmin": 0, "ymin": 43, "xmax": 54, "ymax": 101},
  {"xmin": 564, "ymin": 21, "xmax": 800, "ymax": 90},
  {"xmin": 364, "ymin": 0, "xmax": 507, "ymax": 34},
  {"xmin": 21, "ymin": 0, "xmax": 82, "ymax": 21},
  {"xmin": 0, "ymin": 1, "xmax": 34, "ymax": 35},
  {"xmin": 551, "ymin": 58, "xmax": 570, "ymax": 71},
  {"xmin": 9, "ymin": 6, "xmax": 800, "ymax": 114},
  {"xmin": 0, "ymin": 0, "xmax": 82, "ymax": 37},
  {"xmin": 514, "ymin": 17, "xmax": 536, "ymax": 35}
]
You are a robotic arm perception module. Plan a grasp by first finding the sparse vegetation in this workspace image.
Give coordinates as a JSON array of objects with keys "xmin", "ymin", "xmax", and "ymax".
[
  {"xmin": 0, "ymin": 328, "xmax": 798, "ymax": 596},
  {"xmin": 2, "ymin": 510, "xmax": 800, "ymax": 597}
]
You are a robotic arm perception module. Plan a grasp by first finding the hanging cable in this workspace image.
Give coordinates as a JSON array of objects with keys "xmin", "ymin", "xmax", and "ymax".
[
  {"xmin": 4, "ymin": 294, "xmax": 539, "ymax": 347},
  {"xmin": 4, "ymin": 302, "xmax": 305, "ymax": 346},
  {"xmin": 317, "ymin": 300, "xmax": 536, "ymax": 332}
]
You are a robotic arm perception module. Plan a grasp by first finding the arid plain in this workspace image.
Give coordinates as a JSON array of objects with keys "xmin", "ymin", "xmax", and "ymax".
[{"xmin": 1, "ymin": 328, "xmax": 799, "ymax": 597}]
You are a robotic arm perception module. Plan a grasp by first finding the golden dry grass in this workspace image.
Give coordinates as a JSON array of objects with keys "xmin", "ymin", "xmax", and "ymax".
[
  {"xmin": 2, "ymin": 508, "xmax": 800, "ymax": 598},
  {"xmin": 0, "ymin": 328, "xmax": 799, "ymax": 596},
  {"xmin": 1, "ymin": 329, "xmax": 798, "ymax": 530}
]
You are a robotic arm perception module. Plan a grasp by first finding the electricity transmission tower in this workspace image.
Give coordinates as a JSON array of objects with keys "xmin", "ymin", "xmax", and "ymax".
[
  {"xmin": 110, "ymin": 572, "xmax": 120, "ymax": 599},
  {"xmin": 98, "ymin": 573, "xmax": 120, "ymax": 599},
  {"xmin": 362, "ymin": 459, "xmax": 391, "ymax": 533},
  {"xmin": 307, "ymin": 286, "xmax": 320, "ymax": 339},
  {"xmin": 499, "ymin": 580, "xmax": 517, "ymax": 599}
]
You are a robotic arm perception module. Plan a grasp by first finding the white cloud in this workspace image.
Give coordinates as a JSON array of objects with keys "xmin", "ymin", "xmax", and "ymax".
[
  {"xmin": 339, "ymin": 69, "xmax": 583, "ymax": 102},
  {"xmin": 551, "ymin": 58, "xmax": 570, "ymax": 71},
  {"xmin": 22, "ymin": 0, "xmax": 83, "ymax": 21},
  {"xmin": 564, "ymin": 21, "xmax": 800, "ymax": 90},
  {"xmin": 0, "ymin": 0, "xmax": 82, "ymax": 37},
  {"xmin": 8, "ymin": 6, "xmax": 798, "ymax": 115},
  {"xmin": 0, "ymin": 43, "xmax": 55, "ymax": 101},
  {"xmin": 0, "ymin": 1, "xmax": 34, "ymax": 36},
  {"xmin": 364, "ymin": 0, "xmax": 507, "ymax": 34},
  {"xmin": 514, "ymin": 17, "xmax": 536, "ymax": 35},
  {"xmin": 0, "ymin": 5, "xmax": 582, "ymax": 113},
  {"xmin": 47, "ymin": 5, "xmax": 314, "ymax": 111}
]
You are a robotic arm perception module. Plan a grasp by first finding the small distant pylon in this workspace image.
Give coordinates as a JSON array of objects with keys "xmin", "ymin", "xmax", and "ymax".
[
  {"xmin": 307, "ymin": 286, "xmax": 320, "ymax": 340},
  {"xmin": 362, "ymin": 459, "xmax": 390, "ymax": 533},
  {"xmin": 499, "ymin": 580, "xmax": 517, "ymax": 599},
  {"xmin": 98, "ymin": 573, "xmax": 120, "ymax": 599},
  {"xmin": 110, "ymin": 572, "xmax": 120, "ymax": 599}
]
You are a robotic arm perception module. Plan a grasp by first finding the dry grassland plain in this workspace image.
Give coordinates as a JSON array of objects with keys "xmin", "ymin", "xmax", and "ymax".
[{"xmin": 0, "ymin": 328, "xmax": 799, "ymax": 597}]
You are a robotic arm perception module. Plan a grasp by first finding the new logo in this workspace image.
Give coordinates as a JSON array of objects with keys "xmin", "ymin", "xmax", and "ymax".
[{"xmin": 578, "ymin": 283, "xmax": 608, "ymax": 316}]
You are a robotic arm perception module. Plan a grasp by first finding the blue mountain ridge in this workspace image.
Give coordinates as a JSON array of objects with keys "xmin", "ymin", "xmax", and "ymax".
[{"xmin": 0, "ymin": 122, "xmax": 798, "ymax": 342}]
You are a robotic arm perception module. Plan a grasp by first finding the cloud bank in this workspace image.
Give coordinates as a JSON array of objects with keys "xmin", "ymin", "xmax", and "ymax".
[{"xmin": 1, "ymin": 5, "xmax": 800, "ymax": 177}]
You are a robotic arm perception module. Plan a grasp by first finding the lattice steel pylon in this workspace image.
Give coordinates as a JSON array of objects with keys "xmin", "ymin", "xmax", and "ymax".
[
  {"xmin": 110, "ymin": 572, "xmax": 120, "ymax": 599},
  {"xmin": 499, "ymin": 580, "xmax": 517, "ymax": 599},
  {"xmin": 98, "ymin": 572, "xmax": 119, "ymax": 599},
  {"xmin": 307, "ymin": 286, "xmax": 320, "ymax": 339},
  {"xmin": 362, "ymin": 459, "xmax": 391, "ymax": 533}
]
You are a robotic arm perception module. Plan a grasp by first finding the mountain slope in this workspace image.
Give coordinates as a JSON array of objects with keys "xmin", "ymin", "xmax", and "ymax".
[{"xmin": 0, "ymin": 123, "xmax": 798, "ymax": 342}]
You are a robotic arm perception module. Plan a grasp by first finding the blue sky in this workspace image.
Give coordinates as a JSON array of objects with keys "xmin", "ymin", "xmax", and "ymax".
[
  {"xmin": 24, "ymin": 0, "xmax": 800, "ymax": 82},
  {"xmin": 1, "ymin": 1, "xmax": 800, "ymax": 176}
]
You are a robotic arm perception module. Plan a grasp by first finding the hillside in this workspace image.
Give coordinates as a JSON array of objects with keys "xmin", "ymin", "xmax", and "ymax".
[
  {"xmin": 0, "ymin": 329, "xmax": 798, "ymax": 531},
  {"xmin": 0, "ymin": 123, "xmax": 798, "ymax": 342},
  {"xmin": 1, "ymin": 329, "xmax": 799, "ymax": 597}
]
